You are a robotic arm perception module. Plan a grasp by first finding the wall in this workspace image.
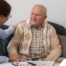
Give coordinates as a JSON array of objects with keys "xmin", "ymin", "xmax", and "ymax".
[{"xmin": 5, "ymin": 0, "xmax": 66, "ymax": 28}]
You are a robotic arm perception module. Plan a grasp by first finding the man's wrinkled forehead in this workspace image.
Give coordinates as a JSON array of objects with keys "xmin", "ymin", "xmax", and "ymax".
[
  {"xmin": 31, "ymin": 6, "xmax": 44, "ymax": 14},
  {"xmin": 31, "ymin": 5, "xmax": 47, "ymax": 15}
]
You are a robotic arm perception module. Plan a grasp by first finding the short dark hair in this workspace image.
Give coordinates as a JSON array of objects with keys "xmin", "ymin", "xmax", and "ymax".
[{"xmin": 0, "ymin": 0, "xmax": 11, "ymax": 17}]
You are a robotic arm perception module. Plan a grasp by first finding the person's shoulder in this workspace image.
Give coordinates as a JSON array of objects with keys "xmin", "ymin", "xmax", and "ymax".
[
  {"xmin": 17, "ymin": 20, "xmax": 26, "ymax": 27},
  {"xmin": 46, "ymin": 21, "xmax": 55, "ymax": 30},
  {"xmin": 18, "ymin": 20, "xmax": 30, "ymax": 29},
  {"xmin": 21, "ymin": 19, "xmax": 31, "ymax": 26},
  {"xmin": 19, "ymin": 20, "xmax": 26, "ymax": 24},
  {"xmin": 44, "ymin": 21, "xmax": 56, "ymax": 33}
]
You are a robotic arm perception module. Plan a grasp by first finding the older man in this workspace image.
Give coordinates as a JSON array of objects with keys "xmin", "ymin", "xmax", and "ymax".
[{"xmin": 7, "ymin": 4, "xmax": 61, "ymax": 62}]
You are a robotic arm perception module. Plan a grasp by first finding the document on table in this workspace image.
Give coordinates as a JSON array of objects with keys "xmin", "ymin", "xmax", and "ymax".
[{"xmin": 0, "ymin": 61, "xmax": 55, "ymax": 66}]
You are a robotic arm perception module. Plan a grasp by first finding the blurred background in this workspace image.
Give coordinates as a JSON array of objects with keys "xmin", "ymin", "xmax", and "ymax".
[{"xmin": 5, "ymin": 0, "xmax": 66, "ymax": 28}]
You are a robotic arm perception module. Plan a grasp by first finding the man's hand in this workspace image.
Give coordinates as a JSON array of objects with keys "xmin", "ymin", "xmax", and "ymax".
[{"xmin": 9, "ymin": 54, "xmax": 21, "ymax": 62}]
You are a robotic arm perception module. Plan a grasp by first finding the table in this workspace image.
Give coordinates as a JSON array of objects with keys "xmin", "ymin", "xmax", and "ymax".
[
  {"xmin": 54, "ymin": 63, "xmax": 60, "ymax": 66},
  {"xmin": 54, "ymin": 61, "xmax": 61, "ymax": 66}
]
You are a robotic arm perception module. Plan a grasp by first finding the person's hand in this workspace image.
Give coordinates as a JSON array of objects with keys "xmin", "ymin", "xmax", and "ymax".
[
  {"xmin": 13, "ymin": 57, "xmax": 22, "ymax": 62},
  {"xmin": 9, "ymin": 54, "xmax": 21, "ymax": 62},
  {"xmin": 13, "ymin": 20, "xmax": 26, "ymax": 29}
]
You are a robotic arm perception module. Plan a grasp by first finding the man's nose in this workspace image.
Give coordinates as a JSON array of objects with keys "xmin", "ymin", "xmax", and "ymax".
[{"xmin": 32, "ymin": 14, "xmax": 36, "ymax": 18}]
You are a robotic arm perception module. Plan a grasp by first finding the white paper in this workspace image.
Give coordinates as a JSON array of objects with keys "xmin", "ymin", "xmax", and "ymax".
[
  {"xmin": 0, "ymin": 61, "xmax": 54, "ymax": 66},
  {"xmin": 59, "ymin": 58, "xmax": 66, "ymax": 66}
]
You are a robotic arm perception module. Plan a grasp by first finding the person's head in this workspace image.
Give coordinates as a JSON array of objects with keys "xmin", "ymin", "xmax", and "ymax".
[
  {"xmin": 30, "ymin": 4, "xmax": 47, "ymax": 28},
  {"xmin": 0, "ymin": 0, "xmax": 11, "ymax": 25}
]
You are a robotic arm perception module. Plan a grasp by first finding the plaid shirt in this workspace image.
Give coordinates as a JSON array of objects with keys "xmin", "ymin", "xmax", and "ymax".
[{"xmin": 30, "ymin": 24, "xmax": 45, "ymax": 59}]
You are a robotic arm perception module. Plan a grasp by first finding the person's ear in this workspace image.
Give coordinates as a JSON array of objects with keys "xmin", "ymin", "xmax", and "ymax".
[
  {"xmin": 44, "ymin": 15, "xmax": 47, "ymax": 20},
  {"xmin": 45, "ymin": 15, "xmax": 47, "ymax": 18}
]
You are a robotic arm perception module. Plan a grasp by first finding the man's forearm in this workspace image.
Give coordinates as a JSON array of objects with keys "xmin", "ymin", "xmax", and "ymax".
[{"xmin": 44, "ymin": 48, "xmax": 61, "ymax": 61}]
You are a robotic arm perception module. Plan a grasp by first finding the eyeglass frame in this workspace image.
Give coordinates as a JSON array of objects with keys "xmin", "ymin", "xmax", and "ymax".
[{"xmin": 8, "ymin": 15, "xmax": 12, "ymax": 19}]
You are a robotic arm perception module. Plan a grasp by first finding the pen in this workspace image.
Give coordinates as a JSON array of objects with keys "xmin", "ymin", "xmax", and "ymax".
[{"xmin": 28, "ymin": 62, "xmax": 36, "ymax": 66}]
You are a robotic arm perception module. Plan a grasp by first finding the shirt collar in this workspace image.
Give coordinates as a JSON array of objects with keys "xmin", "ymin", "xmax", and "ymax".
[{"xmin": 30, "ymin": 22, "xmax": 44, "ymax": 29}]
